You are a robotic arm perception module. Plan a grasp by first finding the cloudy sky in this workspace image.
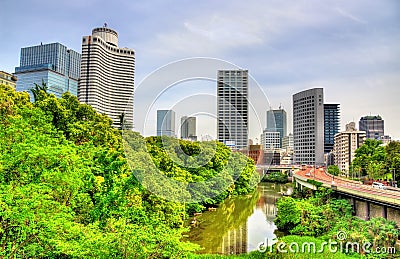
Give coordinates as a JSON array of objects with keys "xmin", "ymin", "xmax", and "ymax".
[{"xmin": 1, "ymin": 0, "xmax": 399, "ymax": 140}]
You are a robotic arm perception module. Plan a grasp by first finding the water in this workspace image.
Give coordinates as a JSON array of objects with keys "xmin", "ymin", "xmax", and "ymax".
[{"xmin": 186, "ymin": 182, "xmax": 292, "ymax": 255}]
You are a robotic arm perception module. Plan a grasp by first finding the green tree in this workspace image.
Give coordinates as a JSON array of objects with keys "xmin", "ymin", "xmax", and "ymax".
[
  {"xmin": 352, "ymin": 139, "xmax": 386, "ymax": 178},
  {"xmin": 327, "ymin": 165, "xmax": 340, "ymax": 176},
  {"xmin": 385, "ymin": 141, "xmax": 400, "ymax": 182}
]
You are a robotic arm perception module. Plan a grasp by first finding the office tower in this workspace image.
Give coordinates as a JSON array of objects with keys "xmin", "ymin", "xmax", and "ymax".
[
  {"xmin": 359, "ymin": 115, "xmax": 384, "ymax": 140},
  {"xmin": 266, "ymin": 106, "xmax": 287, "ymax": 147},
  {"xmin": 282, "ymin": 133, "xmax": 294, "ymax": 151},
  {"xmin": 78, "ymin": 26, "xmax": 135, "ymax": 129},
  {"xmin": 324, "ymin": 104, "xmax": 340, "ymax": 153},
  {"xmin": 217, "ymin": 70, "xmax": 248, "ymax": 150},
  {"xmin": 181, "ymin": 116, "xmax": 197, "ymax": 140},
  {"xmin": 293, "ymin": 88, "xmax": 325, "ymax": 165},
  {"xmin": 157, "ymin": 110, "xmax": 175, "ymax": 137},
  {"xmin": 333, "ymin": 122, "xmax": 366, "ymax": 174},
  {"xmin": 14, "ymin": 42, "xmax": 80, "ymax": 98},
  {"xmin": 0, "ymin": 71, "xmax": 17, "ymax": 89},
  {"xmin": 261, "ymin": 130, "xmax": 281, "ymax": 150}
]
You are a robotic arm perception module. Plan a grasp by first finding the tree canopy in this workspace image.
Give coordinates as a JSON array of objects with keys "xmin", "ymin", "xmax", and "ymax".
[{"xmin": 0, "ymin": 84, "xmax": 259, "ymax": 257}]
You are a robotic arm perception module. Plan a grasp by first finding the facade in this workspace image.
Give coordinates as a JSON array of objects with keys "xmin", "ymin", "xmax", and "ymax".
[
  {"xmin": 157, "ymin": 110, "xmax": 175, "ymax": 137},
  {"xmin": 78, "ymin": 27, "xmax": 135, "ymax": 128},
  {"xmin": 261, "ymin": 130, "xmax": 281, "ymax": 150},
  {"xmin": 181, "ymin": 116, "xmax": 197, "ymax": 140},
  {"xmin": 14, "ymin": 42, "xmax": 80, "ymax": 98},
  {"xmin": 282, "ymin": 133, "xmax": 294, "ymax": 151},
  {"xmin": 217, "ymin": 70, "xmax": 248, "ymax": 150},
  {"xmin": 324, "ymin": 104, "xmax": 340, "ymax": 153},
  {"xmin": 0, "ymin": 71, "xmax": 17, "ymax": 88},
  {"xmin": 359, "ymin": 115, "xmax": 384, "ymax": 140},
  {"xmin": 266, "ymin": 106, "xmax": 287, "ymax": 147},
  {"xmin": 379, "ymin": 135, "xmax": 392, "ymax": 145},
  {"xmin": 293, "ymin": 88, "xmax": 325, "ymax": 165},
  {"xmin": 333, "ymin": 122, "xmax": 366, "ymax": 174}
]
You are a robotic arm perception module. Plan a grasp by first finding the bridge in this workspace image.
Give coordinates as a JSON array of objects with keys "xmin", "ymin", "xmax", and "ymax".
[
  {"xmin": 256, "ymin": 164, "xmax": 301, "ymax": 175},
  {"xmin": 293, "ymin": 166, "xmax": 400, "ymax": 226}
]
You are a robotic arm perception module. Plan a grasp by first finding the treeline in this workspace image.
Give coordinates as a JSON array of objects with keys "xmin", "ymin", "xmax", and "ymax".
[{"xmin": 0, "ymin": 84, "xmax": 258, "ymax": 258}]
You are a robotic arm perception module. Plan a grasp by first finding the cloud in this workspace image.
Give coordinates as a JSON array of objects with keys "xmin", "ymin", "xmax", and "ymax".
[{"xmin": 335, "ymin": 7, "xmax": 367, "ymax": 24}]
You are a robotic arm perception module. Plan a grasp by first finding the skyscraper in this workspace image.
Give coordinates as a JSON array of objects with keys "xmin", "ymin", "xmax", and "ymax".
[
  {"xmin": 293, "ymin": 88, "xmax": 325, "ymax": 165},
  {"xmin": 324, "ymin": 104, "xmax": 340, "ymax": 153},
  {"xmin": 266, "ymin": 106, "xmax": 287, "ymax": 147},
  {"xmin": 359, "ymin": 115, "xmax": 384, "ymax": 140},
  {"xmin": 78, "ymin": 26, "xmax": 135, "ymax": 129},
  {"xmin": 14, "ymin": 42, "xmax": 80, "ymax": 98},
  {"xmin": 157, "ymin": 110, "xmax": 175, "ymax": 137},
  {"xmin": 217, "ymin": 70, "xmax": 248, "ymax": 150},
  {"xmin": 181, "ymin": 116, "xmax": 197, "ymax": 140}
]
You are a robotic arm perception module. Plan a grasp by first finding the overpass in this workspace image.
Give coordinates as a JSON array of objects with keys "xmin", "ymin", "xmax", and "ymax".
[{"xmin": 293, "ymin": 167, "xmax": 400, "ymax": 226}]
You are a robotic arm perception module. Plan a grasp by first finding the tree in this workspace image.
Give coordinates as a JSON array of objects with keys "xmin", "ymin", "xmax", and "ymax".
[
  {"xmin": 327, "ymin": 165, "xmax": 340, "ymax": 176},
  {"xmin": 352, "ymin": 139, "xmax": 386, "ymax": 178},
  {"xmin": 385, "ymin": 141, "xmax": 400, "ymax": 182},
  {"xmin": 30, "ymin": 80, "xmax": 48, "ymax": 102}
]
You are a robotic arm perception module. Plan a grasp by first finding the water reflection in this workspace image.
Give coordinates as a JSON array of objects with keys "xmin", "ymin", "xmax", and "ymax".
[{"xmin": 187, "ymin": 183, "xmax": 292, "ymax": 255}]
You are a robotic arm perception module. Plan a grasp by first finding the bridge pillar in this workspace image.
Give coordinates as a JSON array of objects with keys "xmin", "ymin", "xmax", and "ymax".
[
  {"xmin": 382, "ymin": 206, "xmax": 387, "ymax": 219},
  {"xmin": 365, "ymin": 201, "xmax": 370, "ymax": 221},
  {"xmin": 351, "ymin": 197, "xmax": 356, "ymax": 215}
]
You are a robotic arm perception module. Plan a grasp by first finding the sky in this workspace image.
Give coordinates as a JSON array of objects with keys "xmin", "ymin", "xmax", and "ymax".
[{"xmin": 1, "ymin": 0, "xmax": 399, "ymax": 140}]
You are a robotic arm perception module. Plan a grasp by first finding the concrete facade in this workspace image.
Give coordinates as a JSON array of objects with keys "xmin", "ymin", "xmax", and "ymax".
[
  {"xmin": 293, "ymin": 88, "xmax": 325, "ymax": 165},
  {"xmin": 333, "ymin": 122, "xmax": 366, "ymax": 174}
]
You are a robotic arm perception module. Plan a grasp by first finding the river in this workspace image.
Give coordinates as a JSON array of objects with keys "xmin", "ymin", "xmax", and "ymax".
[{"xmin": 186, "ymin": 182, "xmax": 293, "ymax": 255}]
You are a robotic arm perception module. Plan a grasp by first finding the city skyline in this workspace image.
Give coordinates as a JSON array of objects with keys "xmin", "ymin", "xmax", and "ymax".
[{"xmin": 1, "ymin": 1, "xmax": 399, "ymax": 139}]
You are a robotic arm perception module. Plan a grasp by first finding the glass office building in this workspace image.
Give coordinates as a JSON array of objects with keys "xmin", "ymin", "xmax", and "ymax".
[
  {"xmin": 15, "ymin": 42, "xmax": 81, "ymax": 98},
  {"xmin": 324, "ymin": 103, "xmax": 340, "ymax": 153}
]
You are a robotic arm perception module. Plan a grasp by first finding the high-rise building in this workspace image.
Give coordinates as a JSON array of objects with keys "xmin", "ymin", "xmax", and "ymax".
[
  {"xmin": 157, "ymin": 110, "xmax": 175, "ymax": 137},
  {"xmin": 261, "ymin": 130, "xmax": 281, "ymax": 150},
  {"xmin": 180, "ymin": 116, "xmax": 197, "ymax": 140},
  {"xmin": 333, "ymin": 122, "xmax": 366, "ymax": 174},
  {"xmin": 14, "ymin": 42, "xmax": 80, "ymax": 98},
  {"xmin": 266, "ymin": 106, "xmax": 287, "ymax": 147},
  {"xmin": 359, "ymin": 115, "xmax": 384, "ymax": 140},
  {"xmin": 324, "ymin": 104, "xmax": 340, "ymax": 153},
  {"xmin": 78, "ymin": 26, "xmax": 135, "ymax": 129},
  {"xmin": 0, "ymin": 71, "xmax": 17, "ymax": 89},
  {"xmin": 217, "ymin": 70, "xmax": 248, "ymax": 150},
  {"xmin": 282, "ymin": 133, "xmax": 294, "ymax": 151},
  {"xmin": 293, "ymin": 88, "xmax": 325, "ymax": 165}
]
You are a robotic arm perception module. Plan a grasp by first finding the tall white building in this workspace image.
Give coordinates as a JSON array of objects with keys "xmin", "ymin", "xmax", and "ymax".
[
  {"xmin": 78, "ymin": 26, "xmax": 135, "ymax": 128},
  {"xmin": 217, "ymin": 70, "xmax": 248, "ymax": 150},
  {"xmin": 333, "ymin": 122, "xmax": 366, "ymax": 174},
  {"xmin": 293, "ymin": 88, "xmax": 325, "ymax": 165},
  {"xmin": 282, "ymin": 133, "xmax": 294, "ymax": 151}
]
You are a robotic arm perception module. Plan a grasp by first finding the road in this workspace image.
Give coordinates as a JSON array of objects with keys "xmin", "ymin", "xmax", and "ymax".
[{"xmin": 295, "ymin": 166, "xmax": 400, "ymax": 200}]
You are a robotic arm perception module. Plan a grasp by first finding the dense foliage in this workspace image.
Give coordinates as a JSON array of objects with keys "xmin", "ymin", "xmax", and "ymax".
[
  {"xmin": 275, "ymin": 188, "xmax": 399, "ymax": 258},
  {"xmin": 262, "ymin": 171, "xmax": 288, "ymax": 183},
  {"xmin": 351, "ymin": 139, "xmax": 400, "ymax": 181},
  {"xmin": 0, "ymin": 85, "xmax": 258, "ymax": 258}
]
